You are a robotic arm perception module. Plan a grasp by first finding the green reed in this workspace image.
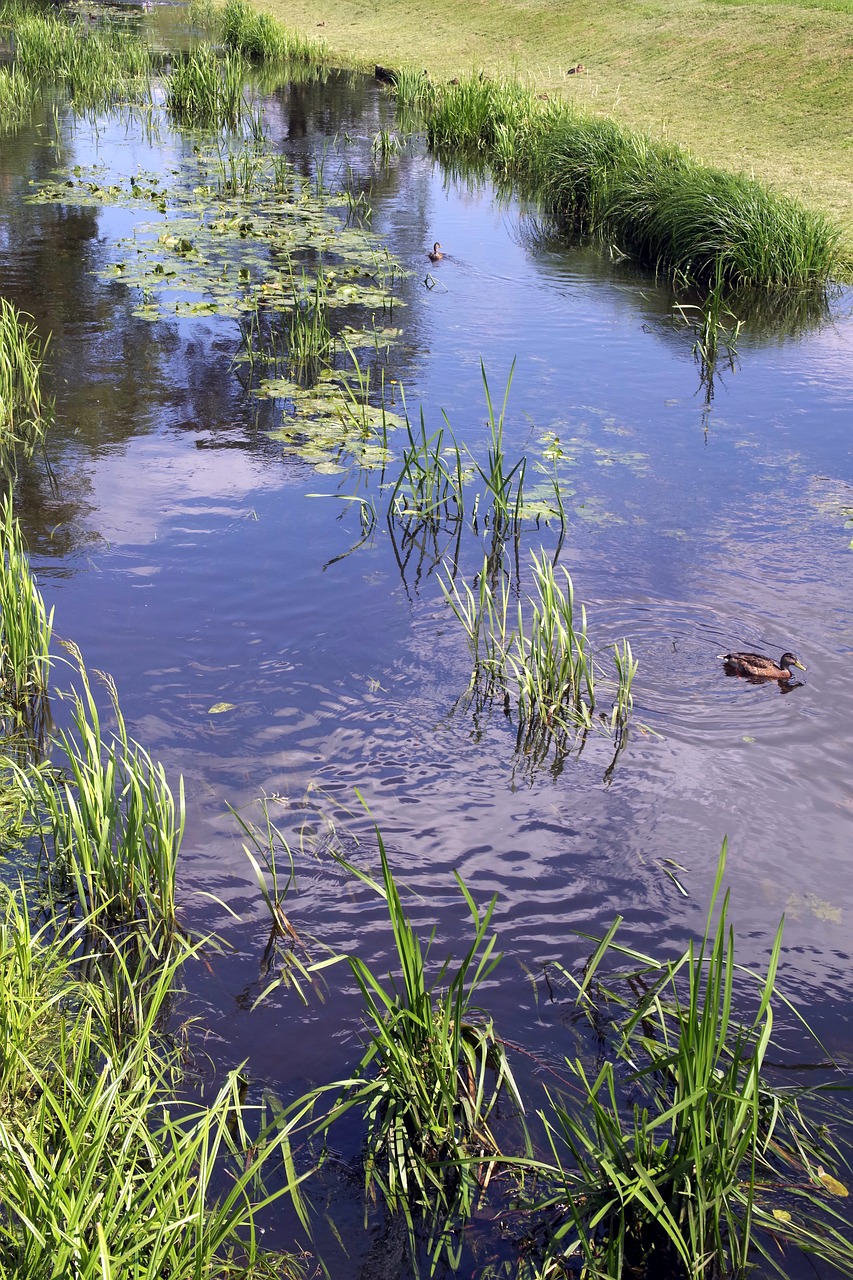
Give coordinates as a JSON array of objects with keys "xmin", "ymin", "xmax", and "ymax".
[
  {"xmin": 221, "ymin": 0, "xmax": 328, "ymax": 63},
  {"xmin": 310, "ymin": 823, "xmax": 526, "ymax": 1269},
  {"xmin": 389, "ymin": 406, "xmax": 464, "ymax": 524},
  {"xmin": 166, "ymin": 45, "xmax": 248, "ymax": 129},
  {"xmin": 13, "ymin": 651, "xmax": 182, "ymax": 933},
  {"xmin": 0, "ymin": 497, "xmax": 53, "ymax": 735},
  {"xmin": 286, "ymin": 266, "xmax": 333, "ymax": 383},
  {"xmin": 470, "ymin": 360, "xmax": 525, "ymax": 532},
  {"xmin": 442, "ymin": 550, "xmax": 636, "ymax": 754},
  {"xmin": 0, "ymin": 64, "xmax": 36, "ymax": 130},
  {"xmin": 0, "ymin": 882, "xmax": 309, "ymax": 1280},
  {"xmin": 10, "ymin": 11, "xmax": 152, "ymax": 109},
  {"xmin": 526, "ymin": 842, "xmax": 853, "ymax": 1280},
  {"xmin": 396, "ymin": 73, "xmax": 845, "ymax": 289},
  {"xmin": 0, "ymin": 297, "xmax": 51, "ymax": 464}
]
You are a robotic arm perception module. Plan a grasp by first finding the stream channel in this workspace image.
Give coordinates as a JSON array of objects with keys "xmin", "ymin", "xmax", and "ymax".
[{"xmin": 2, "ymin": 4, "xmax": 853, "ymax": 1273}]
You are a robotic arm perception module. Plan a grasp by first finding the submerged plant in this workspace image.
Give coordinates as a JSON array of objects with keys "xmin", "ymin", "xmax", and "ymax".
[{"xmin": 528, "ymin": 843, "xmax": 853, "ymax": 1279}]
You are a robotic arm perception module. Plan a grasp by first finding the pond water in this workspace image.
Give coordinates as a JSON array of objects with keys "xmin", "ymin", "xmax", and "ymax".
[{"xmin": 2, "ymin": 8, "xmax": 853, "ymax": 1272}]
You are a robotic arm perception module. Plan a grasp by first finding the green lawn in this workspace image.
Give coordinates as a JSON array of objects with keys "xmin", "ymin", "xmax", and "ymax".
[{"xmin": 261, "ymin": 0, "xmax": 853, "ymax": 238}]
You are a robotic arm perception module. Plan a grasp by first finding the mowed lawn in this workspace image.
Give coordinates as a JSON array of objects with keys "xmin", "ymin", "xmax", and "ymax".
[{"xmin": 260, "ymin": 0, "xmax": 853, "ymax": 239}]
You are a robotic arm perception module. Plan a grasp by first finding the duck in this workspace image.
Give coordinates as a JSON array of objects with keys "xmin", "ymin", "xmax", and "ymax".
[
  {"xmin": 428, "ymin": 242, "xmax": 443, "ymax": 262},
  {"xmin": 720, "ymin": 651, "xmax": 806, "ymax": 681}
]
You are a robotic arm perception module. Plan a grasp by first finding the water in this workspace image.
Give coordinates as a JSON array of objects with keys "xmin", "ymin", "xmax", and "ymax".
[{"xmin": 2, "ymin": 14, "xmax": 853, "ymax": 1271}]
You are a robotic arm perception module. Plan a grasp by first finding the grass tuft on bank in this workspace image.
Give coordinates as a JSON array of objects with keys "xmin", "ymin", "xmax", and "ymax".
[{"xmin": 398, "ymin": 73, "xmax": 845, "ymax": 289}]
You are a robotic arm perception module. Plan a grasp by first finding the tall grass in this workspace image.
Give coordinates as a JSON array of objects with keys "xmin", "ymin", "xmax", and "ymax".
[
  {"xmin": 528, "ymin": 843, "xmax": 853, "ymax": 1279},
  {"xmin": 13, "ymin": 652, "xmax": 183, "ymax": 933},
  {"xmin": 166, "ymin": 45, "xmax": 248, "ymax": 129},
  {"xmin": 10, "ymin": 11, "xmax": 152, "ymax": 109},
  {"xmin": 0, "ymin": 297, "xmax": 51, "ymax": 465},
  {"xmin": 0, "ymin": 496, "xmax": 53, "ymax": 738},
  {"xmin": 442, "ymin": 549, "xmax": 636, "ymax": 755},
  {"xmin": 396, "ymin": 74, "xmax": 844, "ymax": 289},
  {"xmin": 0, "ymin": 882, "xmax": 309, "ymax": 1280},
  {"xmin": 0, "ymin": 64, "xmax": 36, "ymax": 131},
  {"xmin": 311, "ymin": 823, "xmax": 525, "ymax": 1268},
  {"xmin": 221, "ymin": 0, "xmax": 329, "ymax": 63}
]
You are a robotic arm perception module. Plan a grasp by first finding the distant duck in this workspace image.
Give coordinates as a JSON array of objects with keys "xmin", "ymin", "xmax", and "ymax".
[
  {"xmin": 428, "ymin": 242, "xmax": 444, "ymax": 262},
  {"xmin": 720, "ymin": 650, "xmax": 806, "ymax": 681},
  {"xmin": 567, "ymin": 63, "xmax": 585, "ymax": 75}
]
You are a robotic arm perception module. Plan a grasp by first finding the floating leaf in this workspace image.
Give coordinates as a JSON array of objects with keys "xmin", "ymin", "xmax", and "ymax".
[
  {"xmin": 817, "ymin": 1166, "xmax": 849, "ymax": 1197},
  {"xmin": 207, "ymin": 702, "xmax": 237, "ymax": 715},
  {"xmin": 771, "ymin": 1209, "xmax": 792, "ymax": 1223}
]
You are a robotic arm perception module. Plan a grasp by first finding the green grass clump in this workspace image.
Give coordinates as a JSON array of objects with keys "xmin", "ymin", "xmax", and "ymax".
[
  {"xmin": 0, "ymin": 884, "xmax": 308, "ymax": 1280},
  {"xmin": 9, "ymin": 11, "xmax": 152, "ymax": 108},
  {"xmin": 0, "ymin": 496, "xmax": 53, "ymax": 735},
  {"xmin": 13, "ymin": 653, "xmax": 183, "ymax": 933},
  {"xmin": 0, "ymin": 297, "xmax": 51, "ymax": 464},
  {"xmin": 529, "ymin": 843, "xmax": 853, "ymax": 1279},
  {"xmin": 399, "ymin": 74, "xmax": 844, "ymax": 289},
  {"xmin": 311, "ymin": 824, "xmax": 525, "ymax": 1267},
  {"xmin": 166, "ymin": 45, "xmax": 248, "ymax": 128},
  {"xmin": 221, "ymin": 0, "xmax": 328, "ymax": 62},
  {"xmin": 0, "ymin": 64, "xmax": 35, "ymax": 130}
]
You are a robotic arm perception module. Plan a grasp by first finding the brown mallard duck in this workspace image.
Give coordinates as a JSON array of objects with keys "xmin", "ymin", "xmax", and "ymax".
[
  {"xmin": 720, "ymin": 651, "xmax": 806, "ymax": 681},
  {"xmin": 427, "ymin": 242, "xmax": 443, "ymax": 262}
]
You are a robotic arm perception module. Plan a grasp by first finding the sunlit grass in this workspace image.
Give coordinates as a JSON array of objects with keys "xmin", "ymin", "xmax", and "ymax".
[
  {"xmin": 166, "ymin": 45, "xmax": 249, "ymax": 129},
  {"xmin": 221, "ymin": 0, "xmax": 328, "ymax": 62},
  {"xmin": 525, "ymin": 842, "xmax": 853, "ymax": 1279},
  {"xmin": 0, "ymin": 496, "xmax": 53, "ymax": 739},
  {"xmin": 399, "ymin": 75, "xmax": 844, "ymax": 288},
  {"xmin": 0, "ymin": 297, "xmax": 51, "ymax": 465}
]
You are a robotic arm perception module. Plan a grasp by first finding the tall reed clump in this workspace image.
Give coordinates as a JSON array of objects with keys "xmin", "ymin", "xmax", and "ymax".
[
  {"xmin": 0, "ymin": 296, "xmax": 51, "ymax": 464},
  {"xmin": 221, "ymin": 0, "xmax": 328, "ymax": 63},
  {"xmin": 0, "ymin": 884, "xmax": 309, "ymax": 1280},
  {"xmin": 442, "ymin": 549, "xmax": 637, "ymax": 756},
  {"xmin": 527, "ymin": 843, "xmax": 853, "ymax": 1279},
  {"xmin": 310, "ymin": 824, "xmax": 525, "ymax": 1268},
  {"xmin": 9, "ymin": 10, "xmax": 152, "ymax": 109},
  {"xmin": 0, "ymin": 65, "xmax": 36, "ymax": 131},
  {"xmin": 0, "ymin": 497, "xmax": 53, "ymax": 737},
  {"xmin": 12, "ymin": 651, "xmax": 183, "ymax": 934},
  {"xmin": 166, "ymin": 45, "xmax": 248, "ymax": 129},
  {"xmin": 395, "ymin": 74, "xmax": 845, "ymax": 290}
]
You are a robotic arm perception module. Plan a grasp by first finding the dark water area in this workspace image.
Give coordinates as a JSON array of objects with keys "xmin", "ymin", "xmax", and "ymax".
[{"xmin": 3, "ymin": 8, "xmax": 853, "ymax": 1270}]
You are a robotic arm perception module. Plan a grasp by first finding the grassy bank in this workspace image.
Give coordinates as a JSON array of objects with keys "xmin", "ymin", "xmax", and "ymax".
[{"xmin": 257, "ymin": 0, "xmax": 853, "ymax": 243}]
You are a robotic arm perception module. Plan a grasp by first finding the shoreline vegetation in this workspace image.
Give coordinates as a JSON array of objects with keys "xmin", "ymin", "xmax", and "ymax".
[
  {"xmin": 257, "ymin": 0, "xmax": 853, "ymax": 244},
  {"xmin": 222, "ymin": 0, "xmax": 849, "ymax": 289}
]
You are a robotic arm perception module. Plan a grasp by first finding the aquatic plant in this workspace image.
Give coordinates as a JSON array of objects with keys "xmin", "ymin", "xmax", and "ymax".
[
  {"xmin": 13, "ymin": 651, "xmax": 182, "ymax": 933},
  {"xmin": 0, "ymin": 297, "xmax": 51, "ymax": 463},
  {"xmin": 526, "ymin": 843, "xmax": 853, "ymax": 1279},
  {"xmin": 311, "ymin": 823, "xmax": 525, "ymax": 1268},
  {"xmin": 390, "ymin": 407, "xmax": 464, "ymax": 524},
  {"xmin": 221, "ymin": 0, "xmax": 328, "ymax": 63},
  {"xmin": 0, "ymin": 64, "xmax": 36, "ymax": 131},
  {"xmin": 166, "ymin": 45, "xmax": 248, "ymax": 129},
  {"xmin": 0, "ymin": 496, "xmax": 53, "ymax": 737},
  {"xmin": 9, "ymin": 10, "xmax": 152, "ymax": 109},
  {"xmin": 442, "ymin": 549, "xmax": 636, "ymax": 755},
  {"xmin": 0, "ymin": 882, "xmax": 309, "ymax": 1280},
  {"xmin": 396, "ymin": 74, "xmax": 845, "ymax": 290}
]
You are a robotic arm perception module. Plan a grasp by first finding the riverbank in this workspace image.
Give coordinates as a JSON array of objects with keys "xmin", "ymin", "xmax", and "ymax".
[{"xmin": 258, "ymin": 0, "xmax": 853, "ymax": 240}]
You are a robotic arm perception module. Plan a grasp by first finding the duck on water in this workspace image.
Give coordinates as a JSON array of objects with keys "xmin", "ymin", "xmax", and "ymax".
[{"xmin": 720, "ymin": 651, "xmax": 807, "ymax": 681}]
